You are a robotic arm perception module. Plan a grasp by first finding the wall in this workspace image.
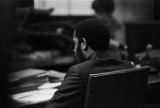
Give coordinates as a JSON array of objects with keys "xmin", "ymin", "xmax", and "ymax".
[
  {"xmin": 114, "ymin": 0, "xmax": 154, "ymax": 21},
  {"xmin": 34, "ymin": 0, "xmax": 155, "ymax": 21}
]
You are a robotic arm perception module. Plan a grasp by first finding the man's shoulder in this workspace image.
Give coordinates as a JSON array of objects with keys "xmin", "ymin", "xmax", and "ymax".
[
  {"xmin": 67, "ymin": 58, "xmax": 133, "ymax": 84},
  {"xmin": 68, "ymin": 59, "xmax": 96, "ymax": 73},
  {"xmin": 68, "ymin": 58, "xmax": 133, "ymax": 74}
]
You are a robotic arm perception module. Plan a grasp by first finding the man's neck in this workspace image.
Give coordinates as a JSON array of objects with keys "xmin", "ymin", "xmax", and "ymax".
[
  {"xmin": 96, "ymin": 12, "xmax": 113, "ymax": 20},
  {"xmin": 87, "ymin": 50, "xmax": 109, "ymax": 60},
  {"xmin": 95, "ymin": 50, "xmax": 110, "ymax": 59},
  {"xmin": 84, "ymin": 47, "xmax": 109, "ymax": 60}
]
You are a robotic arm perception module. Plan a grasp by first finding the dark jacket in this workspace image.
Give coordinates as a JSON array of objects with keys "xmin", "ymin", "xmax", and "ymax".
[{"xmin": 45, "ymin": 57, "xmax": 133, "ymax": 108}]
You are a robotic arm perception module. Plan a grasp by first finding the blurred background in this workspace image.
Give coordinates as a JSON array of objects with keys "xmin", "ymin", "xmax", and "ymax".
[
  {"xmin": 1, "ymin": 0, "xmax": 160, "ymax": 71},
  {"xmin": 0, "ymin": 0, "xmax": 160, "ymax": 108}
]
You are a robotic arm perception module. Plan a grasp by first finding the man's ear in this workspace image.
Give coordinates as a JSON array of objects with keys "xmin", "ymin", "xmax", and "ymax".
[{"xmin": 81, "ymin": 38, "xmax": 87, "ymax": 51}]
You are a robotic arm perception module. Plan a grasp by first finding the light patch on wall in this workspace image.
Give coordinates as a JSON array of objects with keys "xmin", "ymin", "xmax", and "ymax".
[{"xmin": 34, "ymin": 0, "xmax": 94, "ymax": 16}]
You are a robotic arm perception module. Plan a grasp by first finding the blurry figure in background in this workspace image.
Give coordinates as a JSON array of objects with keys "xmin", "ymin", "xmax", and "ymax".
[{"xmin": 92, "ymin": 0, "xmax": 127, "ymax": 59}]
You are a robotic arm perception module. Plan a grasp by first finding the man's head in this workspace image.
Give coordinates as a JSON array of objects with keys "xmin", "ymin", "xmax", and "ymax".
[
  {"xmin": 92, "ymin": 0, "xmax": 115, "ymax": 15},
  {"xmin": 73, "ymin": 18, "xmax": 110, "ymax": 62}
]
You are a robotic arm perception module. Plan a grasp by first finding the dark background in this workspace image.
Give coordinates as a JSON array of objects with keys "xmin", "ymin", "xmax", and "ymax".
[{"xmin": 1, "ymin": 0, "xmax": 160, "ymax": 107}]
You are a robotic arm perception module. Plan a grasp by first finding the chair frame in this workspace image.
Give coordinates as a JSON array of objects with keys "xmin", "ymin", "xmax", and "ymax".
[{"xmin": 84, "ymin": 66, "xmax": 150, "ymax": 108}]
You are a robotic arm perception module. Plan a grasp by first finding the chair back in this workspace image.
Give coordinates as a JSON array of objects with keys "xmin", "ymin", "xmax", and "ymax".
[{"xmin": 84, "ymin": 66, "xmax": 150, "ymax": 108}]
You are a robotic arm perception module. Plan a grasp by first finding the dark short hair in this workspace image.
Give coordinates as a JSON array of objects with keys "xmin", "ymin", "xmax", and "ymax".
[
  {"xmin": 92, "ymin": 0, "xmax": 115, "ymax": 14},
  {"xmin": 75, "ymin": 18, "xmax": 110, "ymax": 50}
]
